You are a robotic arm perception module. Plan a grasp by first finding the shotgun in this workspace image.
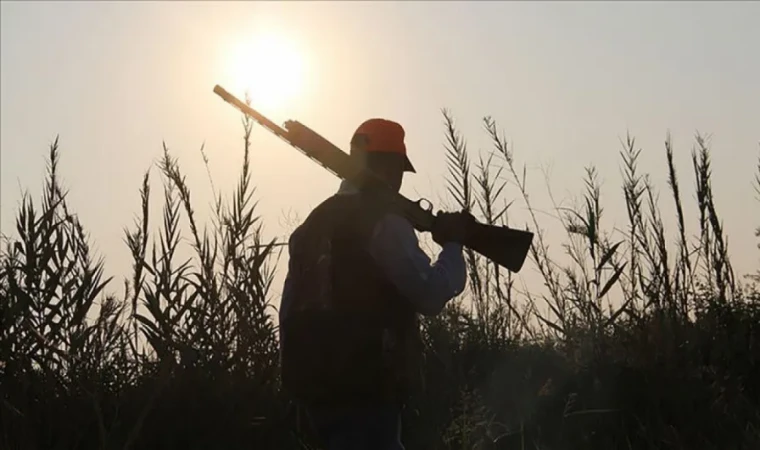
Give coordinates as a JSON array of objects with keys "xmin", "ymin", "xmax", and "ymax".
[{"xmin": 212, "ymin": 85, "xmax": 534, "ymax": 273}]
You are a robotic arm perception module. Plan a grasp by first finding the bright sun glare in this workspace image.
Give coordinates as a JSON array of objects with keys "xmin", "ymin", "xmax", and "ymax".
[{"xmin": 225, "ymin": 31, "xmax": 306, "ymax": 113}]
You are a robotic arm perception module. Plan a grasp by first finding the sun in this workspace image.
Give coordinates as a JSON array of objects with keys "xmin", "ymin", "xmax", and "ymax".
[{"xmin": 224, "ymin": 31, "xmax": 306, "ymax": 113}]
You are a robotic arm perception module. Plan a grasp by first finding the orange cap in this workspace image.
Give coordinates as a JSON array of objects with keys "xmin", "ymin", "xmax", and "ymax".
[{"xmin": 351, "ymin": 118, "xmax": 416, "ymax": 172}]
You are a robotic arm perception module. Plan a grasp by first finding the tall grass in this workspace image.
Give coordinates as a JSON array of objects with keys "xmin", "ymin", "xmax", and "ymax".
[
  {"xmin": 417, "ymin": 118, "xmax": 760, "ymax": 450},
  {"xmin": 1, "ymin": 107, "xmax": 758, "ymax": 450}
]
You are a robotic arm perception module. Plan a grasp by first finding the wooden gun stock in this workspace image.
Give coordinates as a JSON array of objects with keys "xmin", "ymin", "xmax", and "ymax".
[{"xmin": 462, "ymin": 222, "xmax": 533, "ymax": 273}]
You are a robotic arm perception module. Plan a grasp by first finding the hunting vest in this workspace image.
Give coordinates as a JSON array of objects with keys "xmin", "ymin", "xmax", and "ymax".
[{"xmin": 279, "ymin": 193, "xmax": 423, "ymax": 408}]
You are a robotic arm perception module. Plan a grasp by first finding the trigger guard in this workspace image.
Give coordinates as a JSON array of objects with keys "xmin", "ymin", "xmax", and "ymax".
[{"xmin": 416, "ymin": 198, "xmax": 433, "ymax": 212}]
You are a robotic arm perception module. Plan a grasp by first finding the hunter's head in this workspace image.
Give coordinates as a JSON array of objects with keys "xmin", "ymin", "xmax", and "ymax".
[{"xmin": 350, "ymin": 118, "xmax": 415, "ymax": 193}]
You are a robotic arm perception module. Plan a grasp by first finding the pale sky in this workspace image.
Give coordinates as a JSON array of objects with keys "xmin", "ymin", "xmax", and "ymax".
[{"xmin": 2, "ymin": 1, "xmax": 759, "ymax": 304}]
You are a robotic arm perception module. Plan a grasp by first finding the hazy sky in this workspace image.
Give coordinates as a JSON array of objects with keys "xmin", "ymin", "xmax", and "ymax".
[{"xmin": 2, "ymin": 1, "xmax": 758, "ymax": 302}]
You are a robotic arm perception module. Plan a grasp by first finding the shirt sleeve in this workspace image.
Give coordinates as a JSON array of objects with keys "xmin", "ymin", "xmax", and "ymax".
[{"xmin": 368, "ymin": 213, "xmax": 467, "ymax": 316}]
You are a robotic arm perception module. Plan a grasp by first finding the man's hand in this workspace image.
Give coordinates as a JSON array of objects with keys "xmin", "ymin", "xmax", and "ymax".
[{"xmin": 431, "ymin": 210, "xmax": 477, "ymax": 246}]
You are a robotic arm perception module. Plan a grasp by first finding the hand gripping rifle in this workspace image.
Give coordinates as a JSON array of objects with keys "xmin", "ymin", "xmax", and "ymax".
[{"xmin": 212, "ymin": 85, "xmax": 534, "ymax": 273}]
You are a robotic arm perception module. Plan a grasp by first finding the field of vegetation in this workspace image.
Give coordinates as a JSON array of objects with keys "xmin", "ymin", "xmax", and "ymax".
[{"xmin": 1, "ymin": 105, "xmax": 759, "ymax": 450}]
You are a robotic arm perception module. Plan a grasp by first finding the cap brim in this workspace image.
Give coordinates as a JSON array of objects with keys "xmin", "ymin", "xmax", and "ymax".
[{"xmin": 404, "ymin": 155, "xmax": 416, "ymax": 173}]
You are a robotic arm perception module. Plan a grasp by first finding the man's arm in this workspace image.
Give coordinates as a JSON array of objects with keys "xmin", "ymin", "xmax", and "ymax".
[{"xmin": 368, "ymin": 213, "xmax": 467, "ymax": 316}]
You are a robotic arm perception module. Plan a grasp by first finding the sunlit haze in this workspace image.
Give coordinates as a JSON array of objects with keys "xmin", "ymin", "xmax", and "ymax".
[
  {"xmin": 222, "ymin": 26, "xmax": 307, "ymax": 114},
  {"xmin": 2, "ymin": 1, "xmax": 759, "ymax": 306}
]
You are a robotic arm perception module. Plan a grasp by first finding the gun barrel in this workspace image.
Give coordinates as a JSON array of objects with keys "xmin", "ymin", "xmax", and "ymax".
[{"xmin": 213, "ymin": 85, "xmax": 289, "ymax": 141}]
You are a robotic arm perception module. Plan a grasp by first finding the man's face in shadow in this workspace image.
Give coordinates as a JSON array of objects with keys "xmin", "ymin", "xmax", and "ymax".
[
  {"xmin": 369, "ymin": 153, "xmax": 405, "ymax": 193},
  {"xmin": 351, "ymin": 135, "xmax": 407, "ymax": 193}
]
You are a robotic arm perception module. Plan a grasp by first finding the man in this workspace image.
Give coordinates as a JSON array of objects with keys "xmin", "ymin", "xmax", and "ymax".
[{"xmin": 278, "ymin": 118, "xmax": 473, "ymax": 450}]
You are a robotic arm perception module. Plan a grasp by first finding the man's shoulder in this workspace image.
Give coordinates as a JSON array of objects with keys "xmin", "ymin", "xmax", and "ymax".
[
  {"xmin": 286, "ymin": 196, "xmax": 339, "ymax": 244},
  {"xmin": 292, "ymin": 194, "xmax": 346, "ymax": 229},
  {"xmin": 290, "ymin": 193, "xmax": 417, "ymax": 244}
]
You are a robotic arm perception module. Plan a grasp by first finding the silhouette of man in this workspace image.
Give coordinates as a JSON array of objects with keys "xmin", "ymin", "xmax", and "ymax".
[{"xmin": 279, "ymin": 118, "xmax": 472, "ymax": 450}]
